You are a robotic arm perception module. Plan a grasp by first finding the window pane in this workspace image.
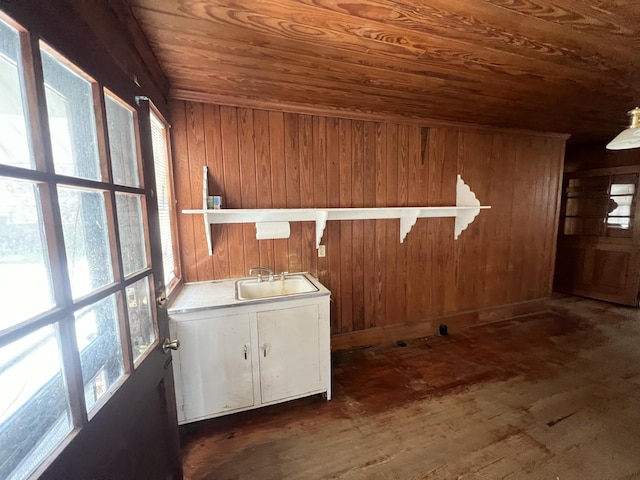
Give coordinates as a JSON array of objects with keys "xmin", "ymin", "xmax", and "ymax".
[
  {"xmin": 41, "ymin": 47, "xmax": 100, "ymax": 181},
  {"xmin": 150, "ymin": 111, "xmax": 176, "ymax": 286},
  {"xmin": 611, "ymin": 183, "xmax": 635, "ymax": 195},
  {"xmin": 104, "ymin": 94, "xmax": 140, "ymax": 187},
  {"xmin": 0, "ymin": 19, "xmax": 32, "ymax": 169},
  {"xmin": 126, "ymin": 276, "xmax": 156, "ymax": 363},
  {"xmin": 610, "ymin": 195, "xmax": 633, "ymax": 208},
  {"xmin": 116, "ymin": 193, "xmax": 147, "ymax": 276},
  {"xmin": 58, "ymin": 186, "xmax": 113, "ymax": 298},
  {"xmin": 565, "ymin": 197, "xmax": 607, "ymax": 217},
  {"xmin": 0, "ymin": 178, "xmax": 53, "ymax": 329},
  {"xmin": 0, "ymin": 324, "xmax": 73, "ymax": 480},
  {"xmin": 607, "ymin": 216, "xmax": 632, "ymax": 229},
  {"xmin": 609, "ymin": 205, "xmax": 631, "ymax": 217},
  {"xmin": 563, "ymin": 217, "xmax": 603, "ymax": 236},
  {"xmin": 74, "ymin": 294, "xmax": 124, "ymax": 413},
  {"xmin": 566, "ymin": 176, "xmax": 609, "ymax": 197}
]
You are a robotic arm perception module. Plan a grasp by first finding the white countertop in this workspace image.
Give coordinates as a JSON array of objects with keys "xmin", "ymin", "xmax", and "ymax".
[{"xmin": 167, "ymin": 272, "xmax": 330, "ymax": 314}]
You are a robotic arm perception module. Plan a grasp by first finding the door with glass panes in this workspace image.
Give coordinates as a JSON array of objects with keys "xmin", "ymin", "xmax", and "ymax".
[
  {"xmin": 0, "ymin": 11, "xmax": 181, "ymax": 480},
  {"xmin": 555, "ymin": 168, "xmax": 640, "ymax": 306}
]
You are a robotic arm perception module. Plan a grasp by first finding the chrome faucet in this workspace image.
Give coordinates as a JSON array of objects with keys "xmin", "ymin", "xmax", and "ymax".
[{"xmin": 248, "ymin": 266, "xmax": 274, "ymax": 282}]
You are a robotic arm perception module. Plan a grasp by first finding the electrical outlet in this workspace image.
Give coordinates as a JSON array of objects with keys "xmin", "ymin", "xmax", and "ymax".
[{"xmin": 318, "ymin": 245, "xmax": 326, "ymax": 257}]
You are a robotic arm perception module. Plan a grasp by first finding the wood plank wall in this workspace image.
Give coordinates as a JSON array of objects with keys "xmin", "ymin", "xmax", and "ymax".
[{"xmin": 171, "ymin": 100, "xmax": 565, "ymax": 341}]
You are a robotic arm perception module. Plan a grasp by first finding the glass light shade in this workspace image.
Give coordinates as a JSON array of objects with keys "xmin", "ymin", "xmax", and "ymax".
[{"xmin": 607, "ymin": 107, "xmax": 640, "ymax": 150}]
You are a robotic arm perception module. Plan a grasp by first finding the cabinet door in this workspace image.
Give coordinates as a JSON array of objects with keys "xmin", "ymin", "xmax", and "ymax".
[
  {"xmin": 257, "ymin": 305, "xmax": 321, "ymax": 404},
  {"xmin": 176, "ymin": 314, "xmax": 254, "ymax": 421}
]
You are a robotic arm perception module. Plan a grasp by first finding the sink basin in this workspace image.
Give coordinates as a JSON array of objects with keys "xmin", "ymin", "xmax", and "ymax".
[{"xmin": 236, "ymin": 274, "xmax": 318, "ymax": 300}]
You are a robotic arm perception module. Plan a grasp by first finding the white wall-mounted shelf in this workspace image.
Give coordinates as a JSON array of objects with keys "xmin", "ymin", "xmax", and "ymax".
[{"xmin": 185, "ymin": 167, "xmax": 490, "ymax": 255}]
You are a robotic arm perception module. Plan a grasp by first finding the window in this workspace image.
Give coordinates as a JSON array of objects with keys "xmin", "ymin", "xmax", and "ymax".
[
  {"xmin": 0, "ymin": 177, "xmax": 54, "ymax": 327},
  {"xmin": 150, "ymin": 108, "xmax": 180, "ymax": 291},
  {"xmin": 0, "ymin": 17, "xmax": 31, "ymax": 169},
  {"xmin": 606, "ymin": 175, "xmax": 636, "ymax": 231},
  {"xmin": 0, "ymin": 12, "xmax": 163, "ymax": 480},
  {"xmin": 41, "ymin": 48, "xmax": 101, "ymax": 181},
  {"xmin": 563, "ymin": 173, "xmax": 638, "ymax": 238}
]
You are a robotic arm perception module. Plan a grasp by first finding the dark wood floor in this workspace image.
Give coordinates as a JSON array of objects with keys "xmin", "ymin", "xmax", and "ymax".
[{"xmin": 180, "ymin": 295, "xmax": 640, "ymax": 479}]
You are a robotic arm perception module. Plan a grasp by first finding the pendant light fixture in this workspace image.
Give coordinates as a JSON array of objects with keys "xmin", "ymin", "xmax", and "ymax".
[{"xmin": 607, "ymin": 107, "xmax": 640, "ymax": 150}]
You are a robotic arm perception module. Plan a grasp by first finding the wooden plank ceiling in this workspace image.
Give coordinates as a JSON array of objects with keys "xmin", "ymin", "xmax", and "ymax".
[{"xmin": 130, "ymin": 0, "xmax": 640, "ymax": 143}]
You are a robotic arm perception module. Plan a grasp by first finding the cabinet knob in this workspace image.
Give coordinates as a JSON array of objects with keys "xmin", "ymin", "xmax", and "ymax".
[
  {"xmin": 243, "ymin": 345, "xmax": 248, "ymax": 360},
  {"xmin": 263, "ymin": 344, "xmax": 267, "ymax": 357}
]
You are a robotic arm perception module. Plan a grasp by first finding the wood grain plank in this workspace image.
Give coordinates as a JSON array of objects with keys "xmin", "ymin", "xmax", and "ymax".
[
  {"xmin": 299, "ymin": 114, "xmax": 316, "ymax": 275},
  {"xmin": 325, "ymin": 117, "xmax": 342, "ymax": 334},
  {"xmin": 268, "ymin": 111, "xmax": 290, "ymax": 274},
  {"xmin": 168, "ymin": 101, "xmax": 197, "ymax": 282},
  {"xmin": 439, "ymin": 129, "xmax": 458, "ymax": 315},
  {"xmin": 284, "ymin": 112, "xmax": 303, "ymax": 272},
  {"xmin": 203, "ymin": 103, "xmax": 230, "ymax": 279},
  {"xmin": 368, "ymin": 122, "xmax": 387, "ymax": 329},
  {"xmin": 351, "ymin": 120, "xmax": 365, "ymax": 332},
  {"xmin": 444, "ymin": 130, "xmax": 463, "ymax": 314},
  {"xmin": 219, "ymin": 105, "xmax": 246, "ymax": 277},
  {"xmin": 425, "ymin": 128, "xmax": 445, "ymax": 317},
  {"xmin": 185, "ymin": 102, "xmax": 214, "ymax": 280},
  {"xmin": 406, "ymin": 126, "xmax": 429, "ymax": 322},
  {"xmin": 509, "ymin": 137, "xmax": 536, "ymax": 303},
  {"xmin": 363, "ymin": 121, "xmax": 377, "ymax": 329},
  {"xmin": 238, "ymin": 107, "xmax": 260, "ymax": 272},
  {"xmin": 254, "ymin": 109, "xmax": 275, "ymax": 271},
  {"xmin": 313, "ymin": 116, "xmax": 328, "ymax": 284},
  {"xmin": 382, "ymin": 123, "xmax": 397, "ymax": 327},
  {"xmin": 484, "ymin": 133, "xmax": 516, "ymax": 307},
  {"xmin": 339, "ymin": 118, "xmax": 353, "ymax": 333},
  {"xmin": 395, "ymin": 124, "xmax": 410, "ymax": 325}
]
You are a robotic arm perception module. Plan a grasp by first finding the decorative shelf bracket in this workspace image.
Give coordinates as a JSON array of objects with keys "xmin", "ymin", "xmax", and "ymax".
[
  {"xmin": 454, "ymin": 173, "xmax": 482, "ymax": 240},
  {"xmin": 315, "ymin": 210, "xmax": 328, "ymax": 249},
  {"xmin": 399, "ymin": 209, "xmax": 421, "ymax": 243},
  {"xmin": 188, "ymin": 167, "xmax": 490, "ymax": 255}
]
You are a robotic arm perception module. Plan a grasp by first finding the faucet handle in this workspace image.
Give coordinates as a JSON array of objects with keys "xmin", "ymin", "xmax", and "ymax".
[{"xmin": 249, "ymin": 266, "xmax": 274, "ymax": 282}]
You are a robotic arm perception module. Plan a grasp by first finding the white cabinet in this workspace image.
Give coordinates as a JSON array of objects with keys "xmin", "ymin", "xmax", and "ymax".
[
  {"xmin": 169, "ymin": 293, "xmax": 330, "ymax": 424},
  {"xmin": 173, "ymin": 313, "xmax": 255, "ymax": 422},
  {"xmin": 258, "ymin": 305, "xmax": 322, "ymax": 404}
]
